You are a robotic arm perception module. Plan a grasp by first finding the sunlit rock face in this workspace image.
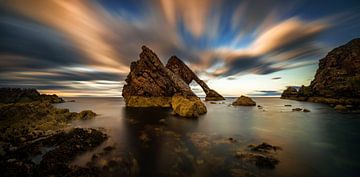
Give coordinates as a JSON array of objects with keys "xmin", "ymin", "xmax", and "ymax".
[
  {"xmin": 171, "ymin": 94, "xmax": 207, "ymax": 117},
  {"xmin": 281, "ymin": 38, "xmax": 360, "ymax": 106},
  {"xmin": 122, "ymin": 46, "xmax": 206, "ymax": 117},
  {"xmin": 166, "ymin": 56, "xmax": 225, "ymax": 101},
  {"xmin": 232, "ymin": 95, "xmax": 256, "ymax": 106}
]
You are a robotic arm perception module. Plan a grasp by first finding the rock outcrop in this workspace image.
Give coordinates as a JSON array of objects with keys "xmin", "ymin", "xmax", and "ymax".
[
  {"xmin": 281, "ymin": 38, "xmax": 360, "ymax": 108},
  {"xmin": 0, "ymin": 88, "xmax": 64, "ymax": 104},
  {"xmin": 166, "ymin": 56, "xmax": 225, "ymax": 101},
  {"xmin": 122, "ymin": 46, "xmax": 207, "ymax": 117},
  {"xmin": 232, "ymin": 96, "xmax": 256, "ymax": 106}
]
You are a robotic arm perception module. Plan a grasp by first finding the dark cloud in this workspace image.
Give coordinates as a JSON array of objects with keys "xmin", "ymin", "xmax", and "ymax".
[
  {"xmin": 249, "ymin": 90, "xmax": 282, "ymax": 96},
  {"xmin": 0, "ymin": 8, "xmax": 86, "ymax": 71},
  {"xmin": 272, "ymin": 77, "xmax": 282, "ymax": 80}
]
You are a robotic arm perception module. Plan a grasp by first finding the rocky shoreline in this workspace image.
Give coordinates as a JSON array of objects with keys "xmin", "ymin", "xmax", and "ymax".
[
  {"xmin": 0, "ymin": 88, "xmax": 139, "ymax": 177},
  {"xmin": 281, "ymin": 38, "xmax": 360, "ymax": 112}
]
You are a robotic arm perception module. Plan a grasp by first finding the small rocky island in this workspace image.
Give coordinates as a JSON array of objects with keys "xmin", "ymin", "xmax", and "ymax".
[
  {"xmin": 122, "ymin": 46, "xmax": 224, "ymax": 117},
  {"xmin": 281, "ymin": 38, "xmax": 360, "ymax": 110},
  {"xmin": 232, "ymin": 95, "xmax": 256, "ymax": 106}
]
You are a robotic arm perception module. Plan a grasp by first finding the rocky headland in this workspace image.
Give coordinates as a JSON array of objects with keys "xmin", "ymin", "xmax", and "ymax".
[
  {"xmin": 281, "ymin": 38, "xmax": 360, "ymax": 111},
  {"xmin": 122, "ymin": 46, "xmax": 224, "ymax": 117},
  {"xmin": 0, "ymin": 88, "xmax": 64, "ymax": 104}
]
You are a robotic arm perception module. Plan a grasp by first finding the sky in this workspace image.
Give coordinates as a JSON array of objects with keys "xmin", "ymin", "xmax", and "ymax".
[{"xmin": 0, "ymin": 0, "xmax": 360, "ymax": 97}]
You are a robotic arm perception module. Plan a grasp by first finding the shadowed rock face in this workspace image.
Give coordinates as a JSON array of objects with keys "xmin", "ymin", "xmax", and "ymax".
[
  {"xmin": 0, "ymin": 88, "xmax": 64, "ymax": 104},
  {"xmin": 122, "ymin": 46, "xmax": 206, "ymax": 117},
  {"xmin": 166, "ymin": 56, "xmax": 225, "ymax": 101},
  {"xmin": 281, "ymin": 38, "xmax": 360, "ymax": 107},
  {"xmin": 310, "ymin": 38, "xmax": 360, "ymax": 98}
]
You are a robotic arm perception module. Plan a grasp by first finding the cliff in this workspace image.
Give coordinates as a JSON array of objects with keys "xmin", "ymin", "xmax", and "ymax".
[{"xmin": 281, "ymin": 38, "xmax": 360, "ymax": 108}]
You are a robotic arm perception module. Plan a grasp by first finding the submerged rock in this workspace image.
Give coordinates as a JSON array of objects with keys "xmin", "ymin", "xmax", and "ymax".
[
  {"xmin": 334, "ymin": 104, "xmax": 347, "ymax": 111},
  {"xmin": 292, "ymin": 108, "xmax": 302, "ymax": 111},
  {"xmin": 232, "ymin": 96, "xmax": 256, "ymax": 106},
  {"xmin": 281, "ymin": 39, "xmax": 360, "ymax": 109},
  {"xmin": 235, "ymin": 152, "xmax": 279, "ymax": 169},
  {"xmin": 303, "ymin": 109, "xmax": 311, "ymax": 112},
  {"xmin": 122, "ymin": 46, "xmax": 206, "ymax": 117},
  {"xmin": 248, "ymin": 142, "xmax": 282, "ymax": 153},
  {"xmin": 236, "ymin": 142, "xmax": 282, "ymax": 169}
]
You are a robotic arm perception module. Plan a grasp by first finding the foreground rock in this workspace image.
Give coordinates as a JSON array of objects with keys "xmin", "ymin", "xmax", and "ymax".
[
  {"xmin": 0, "ymin": 88, "xmax": 64, "ymax": 104},
  {"xmin": 232, "ymin": 96, "xmax": 256, "ymax": 106},
  {"xmin": 1, "ymin": 128, "xmax": 108, "ymax": 177},
  {"xmin": 166, "ymin": 56, "xmax": 225, "ymax": 101},
  {"xmin": 235, "ymin": 142, "xmax": 282, "ymax": 169},
  {"xmin": 0, "ymin": 101, "xmax": 97, "ymax": 145},
  {"xmin": 122, "ymin": 46, "xmax": 206, "ymax": 117},
  {"xmin": 281, "ymin": 39, "xmax": 360, "ymax": 110}
]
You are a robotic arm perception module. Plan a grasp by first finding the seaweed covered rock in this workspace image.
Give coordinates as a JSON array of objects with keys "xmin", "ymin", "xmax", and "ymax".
[
  {"xmin": 281, "ymin": 38, "xmax": 360, "ymax": 108},
  {"xmin": 0, "ymin": 128, "xmax": 108, "ymax": 177},
  {"xmin": 122, "ymin": 46, "xmax": 206, "ymax": 117},
  {"xmin": 166, "ymin": 56, "xmax": 225, "ymax": 101},
  {"xmin": 232, "ymin": 96, "xmax": 256, "ymax": 106},
  {"xmin": 0, "ymin": 88, "xmax": 64, "ymax": 104},
  {"xmin": 0, "ymin": 102, "xmax": 97, "ymax": 144},
  {"xmin": 171, "ymin": 94, "xmax": 207, "ymax": 117}
]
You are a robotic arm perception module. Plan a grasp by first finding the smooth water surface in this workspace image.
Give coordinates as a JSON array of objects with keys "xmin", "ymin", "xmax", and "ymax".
[{"xmin": 56, "ymin": 97, "xmax": 360, "ymax": 177}]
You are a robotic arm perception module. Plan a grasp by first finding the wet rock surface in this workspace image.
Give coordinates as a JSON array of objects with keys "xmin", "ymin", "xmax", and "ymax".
[
  {"xmin": 281, "ymin": 39, "xmax": 360, "ymax": 110},
  {"xmin": 232, "ymin": 96, "xmax": 256, "ymax": 106},
  {"xmin": 0, "ymin": 101, "xmax": 97, "ymax": 145},
  {"xmin": 0, "ymin": 128, "xmax": 108, "ymax": 177}
]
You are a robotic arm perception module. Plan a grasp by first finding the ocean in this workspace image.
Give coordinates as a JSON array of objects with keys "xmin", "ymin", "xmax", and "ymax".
[{"xmin": 55, "ymin": 97, "xmax": 360, "ymax": 177}]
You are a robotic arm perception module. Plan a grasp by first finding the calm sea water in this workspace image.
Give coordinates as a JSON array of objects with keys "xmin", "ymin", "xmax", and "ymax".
[{"xmin": 55, "ymin": 97, "xmax": 360, "ymax": 177}]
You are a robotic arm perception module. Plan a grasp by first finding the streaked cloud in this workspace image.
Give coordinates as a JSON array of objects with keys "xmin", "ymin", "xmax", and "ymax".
[{"xmin": 1, "ymin": 0, "xmax": 360, "ymax": 96}]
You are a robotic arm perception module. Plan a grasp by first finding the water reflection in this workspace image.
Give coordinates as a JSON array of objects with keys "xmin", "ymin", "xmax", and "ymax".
[{"xmin": 56, "ymin": 97, "xmax": 360, "ymax": 177}]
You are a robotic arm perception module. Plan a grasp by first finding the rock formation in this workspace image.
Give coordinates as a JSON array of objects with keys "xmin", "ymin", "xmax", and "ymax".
[
  {"xmin": 281, "ymin": 38, "xmax": 360, "ymax": 108},
  {"xmin": 232, "ymin": 95, "xmax": 256, "ymax": 106},
  {"xmin": 166, "ymin": 56, "xmax": 225, "ymax": 101},
  {"xmin": 122, "ymin": 46, "xmax": 206, "ymax": 117},
  {"xmin": 0, "ymin": 88, "xmax": 64, "ymax": 103}
]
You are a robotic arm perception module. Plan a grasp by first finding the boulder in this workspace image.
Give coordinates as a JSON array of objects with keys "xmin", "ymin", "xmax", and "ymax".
[
  {"xmin": 166, "ymin": 56, "xmax": 225, "ymax": 101},
  {"xmin": 232, "ymin": 96, "xmax": 256, "ymax": 106},
  {"xmin": 171, "ymin": 94, "xmax": 207, "ymax": 117}
]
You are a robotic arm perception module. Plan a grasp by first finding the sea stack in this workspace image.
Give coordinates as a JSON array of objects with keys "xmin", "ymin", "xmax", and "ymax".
[
  {"xmin": 122, "ymin": 46, "xmax": 207, "ymax": 117},
  {"xmin": 166, "ymin": 56, "xmax": 225, "ymax": 101},
  {"xmin": 281, "ymin": 38, "xmax": 360, "ymax": 108}
]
